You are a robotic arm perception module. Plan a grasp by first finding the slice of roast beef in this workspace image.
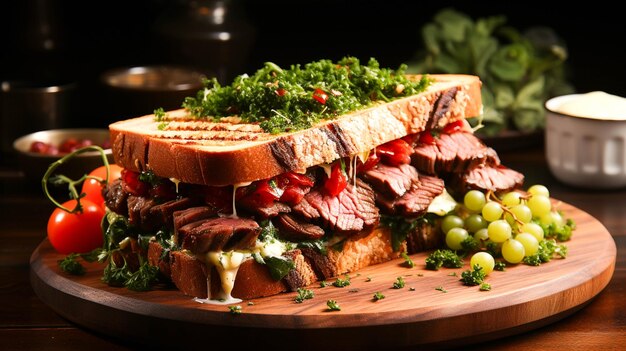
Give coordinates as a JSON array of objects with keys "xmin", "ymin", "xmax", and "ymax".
[
  {"xmin": 292, "ymin": 179, "xmax": 379, "ymax": 235},
  {"xmin": 376, "ymin": 175, "xmax": 445, "ymax": 218},
  {"xmin": 274, "ymin": 213, "xmax": 325, "ymax": 242},
  {"xmin": 149, "ymin": 197, "xmax": 199, "ymax": 230},
  {"xmin": 412, "ymin": 132, "xmax": 500, "ymax": 174},
  {"xmin": 180, "ymin": 217, "xmax": 261, "ymax": 254},
  {"xmin": 127, "ymin": 195, "xmax": 158, "ymax": 231},
  {"xmin": 250, "ymin": 201, "xmax": 291, "ymax": 219},
  {"xmin": 450, "ymin": 165, "xmax": 525, "ymax": 195},
  {"xmin": 360, "ymin": 163, "xmax": 419, "ymax": 198},
  {"xmin": 173, "ymin": 206, "xmax": 218, "ymax": 243},
  {"xmin": 103, "ymin": 179, "xmax": 128, "ymax": 215}
]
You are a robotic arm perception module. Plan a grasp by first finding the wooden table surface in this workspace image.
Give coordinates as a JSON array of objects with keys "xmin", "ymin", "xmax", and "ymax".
[{"xmin": 1, "ymin": 146, "xmax": 625, "ymax": 350}]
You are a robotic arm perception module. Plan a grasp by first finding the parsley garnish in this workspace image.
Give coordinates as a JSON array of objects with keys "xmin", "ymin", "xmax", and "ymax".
[
  {"xmin": 460, "ymin": 264, "xmax": 487, "ymax": 286},
  {"xmin": 480, "ymin": 283, "xmax": 492, "ymax": 291},
  {"xmin": 392, "ymin": 276, "xmax": 406, "ymax": 289},
  {"xmin": 326, "ymin": 300, "xmax": 341, "ymax": 311},
  {"xmin": 332, "ymin": 275, "xmax": 351, "ymax": 287},
  {"xmin": 435, "ymin": 286, "xmax": 447, "ymax": 293},
  {"xmin": 58, "ymin": 253, "xmax": 85, "ymax": 275},
  {"xmin": 373, "ymin": 292, "xmax": 385, "ymax": 301},
  {"xmin": 401, "ymin": 252, "xmax": 415, "ymax": 268},
  {"xmin": 229, "ymin": 305, "xmax": 242, "ymax": 314},
  {"xmin": 294, "ymin": 288, "xmax": 314, "ymax": 303},
  {"xmin": 182, "ymin": 57, "xmax": 432, "ymax": 134},
  {"xmin": 425, "ymin": 249, "xmax": 463, "ymax": 270}
]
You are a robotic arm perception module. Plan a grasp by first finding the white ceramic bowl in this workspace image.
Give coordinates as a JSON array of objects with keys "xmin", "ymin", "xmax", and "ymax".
[
  {"xmin": 545, "ymin": 94, "xmax": 626, "ymax": 189},
  {"xmin": 13, "ymin": 129, "xmax": 114, "ymax": 183}
]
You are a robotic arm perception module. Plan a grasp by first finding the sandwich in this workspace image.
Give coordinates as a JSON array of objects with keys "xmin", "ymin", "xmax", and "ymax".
[{"xmin": 101, "ymin": 57, "xmax": 524, "ymax": 304}]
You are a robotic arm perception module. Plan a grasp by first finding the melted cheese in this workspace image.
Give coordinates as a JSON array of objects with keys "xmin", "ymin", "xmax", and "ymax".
[
  {"xmin": 193, "ymin": 250, "xmax": 250, "ymax": 305},
  {"xmin": 169, "ymin": 178, "xmax": 181, "ymax": 193},
  {"xmin": 229, "ymin": 181, "xmax": 252, "ymax": 219}
]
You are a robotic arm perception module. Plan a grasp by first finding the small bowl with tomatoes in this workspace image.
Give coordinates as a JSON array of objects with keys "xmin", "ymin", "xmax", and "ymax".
[{"xmin": 13, "ymin": 128, "xmax": 115, "ymax": 183}]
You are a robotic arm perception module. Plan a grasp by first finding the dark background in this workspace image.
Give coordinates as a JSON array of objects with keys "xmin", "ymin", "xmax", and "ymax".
[{"xmin": 1, "ymin": 0, "xmax": 624, "ymax": 128}]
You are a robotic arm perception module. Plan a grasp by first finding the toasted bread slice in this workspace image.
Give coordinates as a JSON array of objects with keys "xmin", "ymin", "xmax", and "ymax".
[{"xmin": 109, "ymin": 74, "xmax": 482, "ymax": 186}]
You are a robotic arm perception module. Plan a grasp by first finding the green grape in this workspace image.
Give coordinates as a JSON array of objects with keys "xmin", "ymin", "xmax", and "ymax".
[
  {"xmin": 482, "ymin": 201, "xmax": 503, "ymax": 222},
  {"xmin": 441, "ymin": 215, "xmax": 464, "ymax": 234},
  {"xmin": 470, "ymin": 252, "xmax": 495, "ymax": 275},
  {"xmin": 465, "ymin": 214, "xmax": 488, "ymax": 233},
  {"xmin": 474, "ymin": 228, "xmax": 489, "ymax": 242},
  {"xmin": 446, "ymin": 227, "xmax": 469, "ymax": 250},
  {"xmin": 540, "ymin": 211, "xmax": 565, "ymax": 227},
  {"xmin": 501, "ymin": 191, "xmax": 523, "ymax": 207},
  {"xmin": 528, "ymin": 184, "xmax": 550, "ymax": 198},
  {"xmin": 464, "ymin": 190, "xmax": 486, "ymax": 212},
  {"xmin": 527, "ymin": 195, "xmax": 552, "ymax": 217},
  {"xmin": 515, "ymin": 233, "xmax": 539, "ymax": 256},
  {"xmin": 520, "ymin": 222, "xmax": 544, "ymax": 241},
  {"xmin": 487, "ymin": 220, "xmax": 512, "ymax": 243},
  {"xmin": 502, "ymin": 239, "xmax": 525, "ymax": 264},
  {"xmin": 505, "ymin": 204, "xmax": 533, "ymax": 225}
]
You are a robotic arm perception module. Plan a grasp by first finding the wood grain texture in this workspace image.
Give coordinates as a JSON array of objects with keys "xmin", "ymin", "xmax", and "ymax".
[{"xmin": 29, "ymin": 200, "xmax": 616, "ymax": 350}]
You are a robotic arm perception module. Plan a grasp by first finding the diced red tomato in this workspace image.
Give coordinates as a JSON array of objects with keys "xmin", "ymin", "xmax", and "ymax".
[
  {"xmin": 280, "ymin": 186, "xmax": 308, "ymax": 205},
  {"xmin": 239, "ymin": 179, "xmax": 283, "ymax": 208},
  {"xmin": 442, "ymin": 119, "xmax": 466, "ymax": 134},
  {"xmin": 277, "ymin": 171, "xmax": 314, "ymax": 188},
  {"xmin": 121, "ymin": 169, "xmax": 149, "ymax": 196},
  {"xmin": 312, "ymin": 88, "xmax": 328, "ymax": 104},
  {"xmin": 418, "ymin": 130, "xmax": 437, "ymax": 145},
  {"xmin": 324, "ymin": 161, "xmax": 348, "ymax": 196},
  {"xmin": 275, "ymin": 88, "xmax": 287, "ymax": 97},
  {"xmin": 356, "ymin": 151, "xmax": 380, "ymax": 173},
  {"xmin": 376, "ymin": 139, "xmax": 413, "ymax": 166}
]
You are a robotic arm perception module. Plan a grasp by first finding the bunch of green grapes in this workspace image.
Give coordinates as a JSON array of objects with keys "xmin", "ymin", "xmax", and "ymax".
[{"xmin": 442, "ymin": 184, "xmax": 570, "ymax": 269}]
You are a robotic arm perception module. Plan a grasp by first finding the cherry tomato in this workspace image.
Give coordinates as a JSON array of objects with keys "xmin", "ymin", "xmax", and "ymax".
[
  {"xmin": 29, "ymin": 141, "xmax": 58, "ymax": 155},
  {"xmin": 312, "ymin": 88, "xmax": 328, "ymax": 104},
  {"xmin": 47, "ymin": 199, "xmax": 105, "ymax": 254},
  {"xmin": 376, "ymin": 139, "xmax": 413, "ymax": 166},
  {"xmin": 324, "ymin": 161, "xmax": 348, "ymax": 196},
  {"xmin": 81, "ymin": 164, "xmax": 124, "ymax": 209},
  {"xmin": 442, "ymin": 119, "xmax": 466, "ymax": 134}
]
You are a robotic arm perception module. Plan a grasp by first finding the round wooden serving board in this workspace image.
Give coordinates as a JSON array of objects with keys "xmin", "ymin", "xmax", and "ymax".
[{"xmin": 30, "ymin": 200, "xmax": 616, "ymax": 350}]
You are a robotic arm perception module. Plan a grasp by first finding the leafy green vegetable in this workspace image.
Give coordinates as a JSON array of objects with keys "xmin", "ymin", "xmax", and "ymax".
[
  {"xmin": 182, "ymin": 56, "xmax": 431, "ymax": 134},
  {"xmin": 460, "ymin": 264, "xmax": 487, "ymax": 286},
  {"xmin": 401, "ymin": 251, "xmax": 415, "ymax": 268},
  {"xmin": 373, "ymin": 292, "xmax": 385, "ymax": 301},
  {"xmin": 332, "ymin": 275, "xmax": 351, "ymax": 288},
  {"xmin": 326, "ymin": 299, "xmax": 341, "ymax": 311},
  {"xmin": 124, "ymin": 259, "xmax": 160, "ymax": 292},
  {"xmin": 380, "ymin": 215, "xmax": 420, "ymax": 252},
  {"xmin": 392, "ymin": 276, "xmax": 406, "ymax": 289},
  {"xmin": 407, "ymin": 8, "xmax": 574, "ymax": 135},
  {"xmin": 523, "ymin": 239, "xmax": 568, "ymax": 266},
  {"xmin": 262, "ymin": 256, "xmax": 295, "ymax": 281},
  {"xmin": 294, "ymin": 288, "xmax": 314, "ymax": 303},
  {"xmin": 425, "ymin": 249, "xmax": 463, "ymax": 270},
  {"xmin": 58, "ymin": 253, "xmax": 86, "ymax": 275}
]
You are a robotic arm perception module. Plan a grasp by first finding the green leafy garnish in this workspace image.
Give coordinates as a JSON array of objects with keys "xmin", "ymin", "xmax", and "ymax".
[
  {"xmin": 294, "ymin": 288, "xmax": 315, "ymax": 303},
  {"xmin": 326, "ymin": 300, "xmax": 341, "ymax": 311},
  {"xmin": 229, "ymin": 305, "xmax": 242, "ymax": 314},
  {"xmin": 401, "ymin": 251, "xmax": 415, "ymax": 268},
  {"xmin": 58, "ymin": 253, "xmax": 86, "ymax": 275},
  {"xmin": 480, "ymin": 282, "xmax": 492, "ymax": 291},
  {"xmin": 332, "ymin": 275, "xmax": 351, "ymax": 288},
  {"xmin": 183, "ymin": 56, "xmax": 432, "ymax": 134},
  {"xmin": 523, "ymin": 239, "xmax": 568, "ymax": 266},
  {"xmin": 407, "ymin": 8, "xmax": 574, "ymax": 135},
  {"xmin": 124, "ymin": 259, "xmax": 159, "ymax": 292},
  {"xmin": 425, "ymin": 249, "xmax": 463, "ymax": 270},
  {"xmin": 373, "ymin": 292, "xmax": 385, "ymax": 301},
  {"xmin": 460, "ymin": 264, "xmax": 487, "ymax": 286},
  {"xmin": 435, "ymin": 286, "xmax": 447, "ymax": 293},
  {"xmin": 392, "ymin": 276, "xmax": 406, "ymax": 289}
]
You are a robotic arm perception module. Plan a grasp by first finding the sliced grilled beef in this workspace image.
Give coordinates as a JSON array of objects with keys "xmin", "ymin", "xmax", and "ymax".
[
  {"xmin": 149, "ymin": 197, "xmax": 199, "ymax": 229},
  {"xmin": 376, "ymin": 175, "xmax": 445, "ymax": 218},
  {"xmin": 292, "ymin": 179, "xmax": 379, "ymax": 235},
  {"xmin": 180, "ymin": 217, "xmax": 261, "ymax": 254},
  {"xmin": 103, "ymin": 179, "xmax": 128, "ymax": 215},
  {"xmin": 173, "ymin": 206, "xmax": 218, "ymax": 243},
  {"xmin": 250, "ymin": 202, "xmax": 291, "ymax": 219},
  {"xmin": 360, "ymin": 163, "xmax": 419, "ymax": 198},
  {"xmin": 412, "ymin": 132, "xmax": 500, "ymax": 174},
  {"xmin": 450, "ymin": 165, "xmax": 524, "ymax": 195},
  {"xmin": 274, "ymin": 213, "xmax": 325, "ymax": 242},
  {"xmin": 127, "ymin": 195, "xmax": 158, "ymax": 231}
]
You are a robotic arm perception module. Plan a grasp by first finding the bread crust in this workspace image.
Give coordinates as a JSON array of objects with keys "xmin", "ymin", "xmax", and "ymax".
[{"xmin": 110, "ymin": 74, "xmax": 482, "ymax": 186}]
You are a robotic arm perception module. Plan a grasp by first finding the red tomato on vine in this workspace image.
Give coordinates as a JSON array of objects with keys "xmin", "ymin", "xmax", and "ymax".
[{"xmin": 47, "ymin": 199, "xmax": 105, "ymax": 254}]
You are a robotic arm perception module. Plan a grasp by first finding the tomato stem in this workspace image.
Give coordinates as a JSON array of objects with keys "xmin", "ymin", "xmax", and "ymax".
[{"xmin": 42, "ymin": 145, "xmax": 110, "ymax": 213}]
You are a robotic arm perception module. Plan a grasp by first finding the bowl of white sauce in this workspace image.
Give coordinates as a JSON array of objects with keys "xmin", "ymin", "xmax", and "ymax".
[{"xmin": 545, "ymin": 91, "xmax": 626, "ymax": 189}]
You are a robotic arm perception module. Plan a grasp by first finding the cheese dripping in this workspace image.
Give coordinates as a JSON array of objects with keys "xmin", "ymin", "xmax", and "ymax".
[{"xmin": 193, "ymin": 250, "xmax": 249, "ymax": 305}]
